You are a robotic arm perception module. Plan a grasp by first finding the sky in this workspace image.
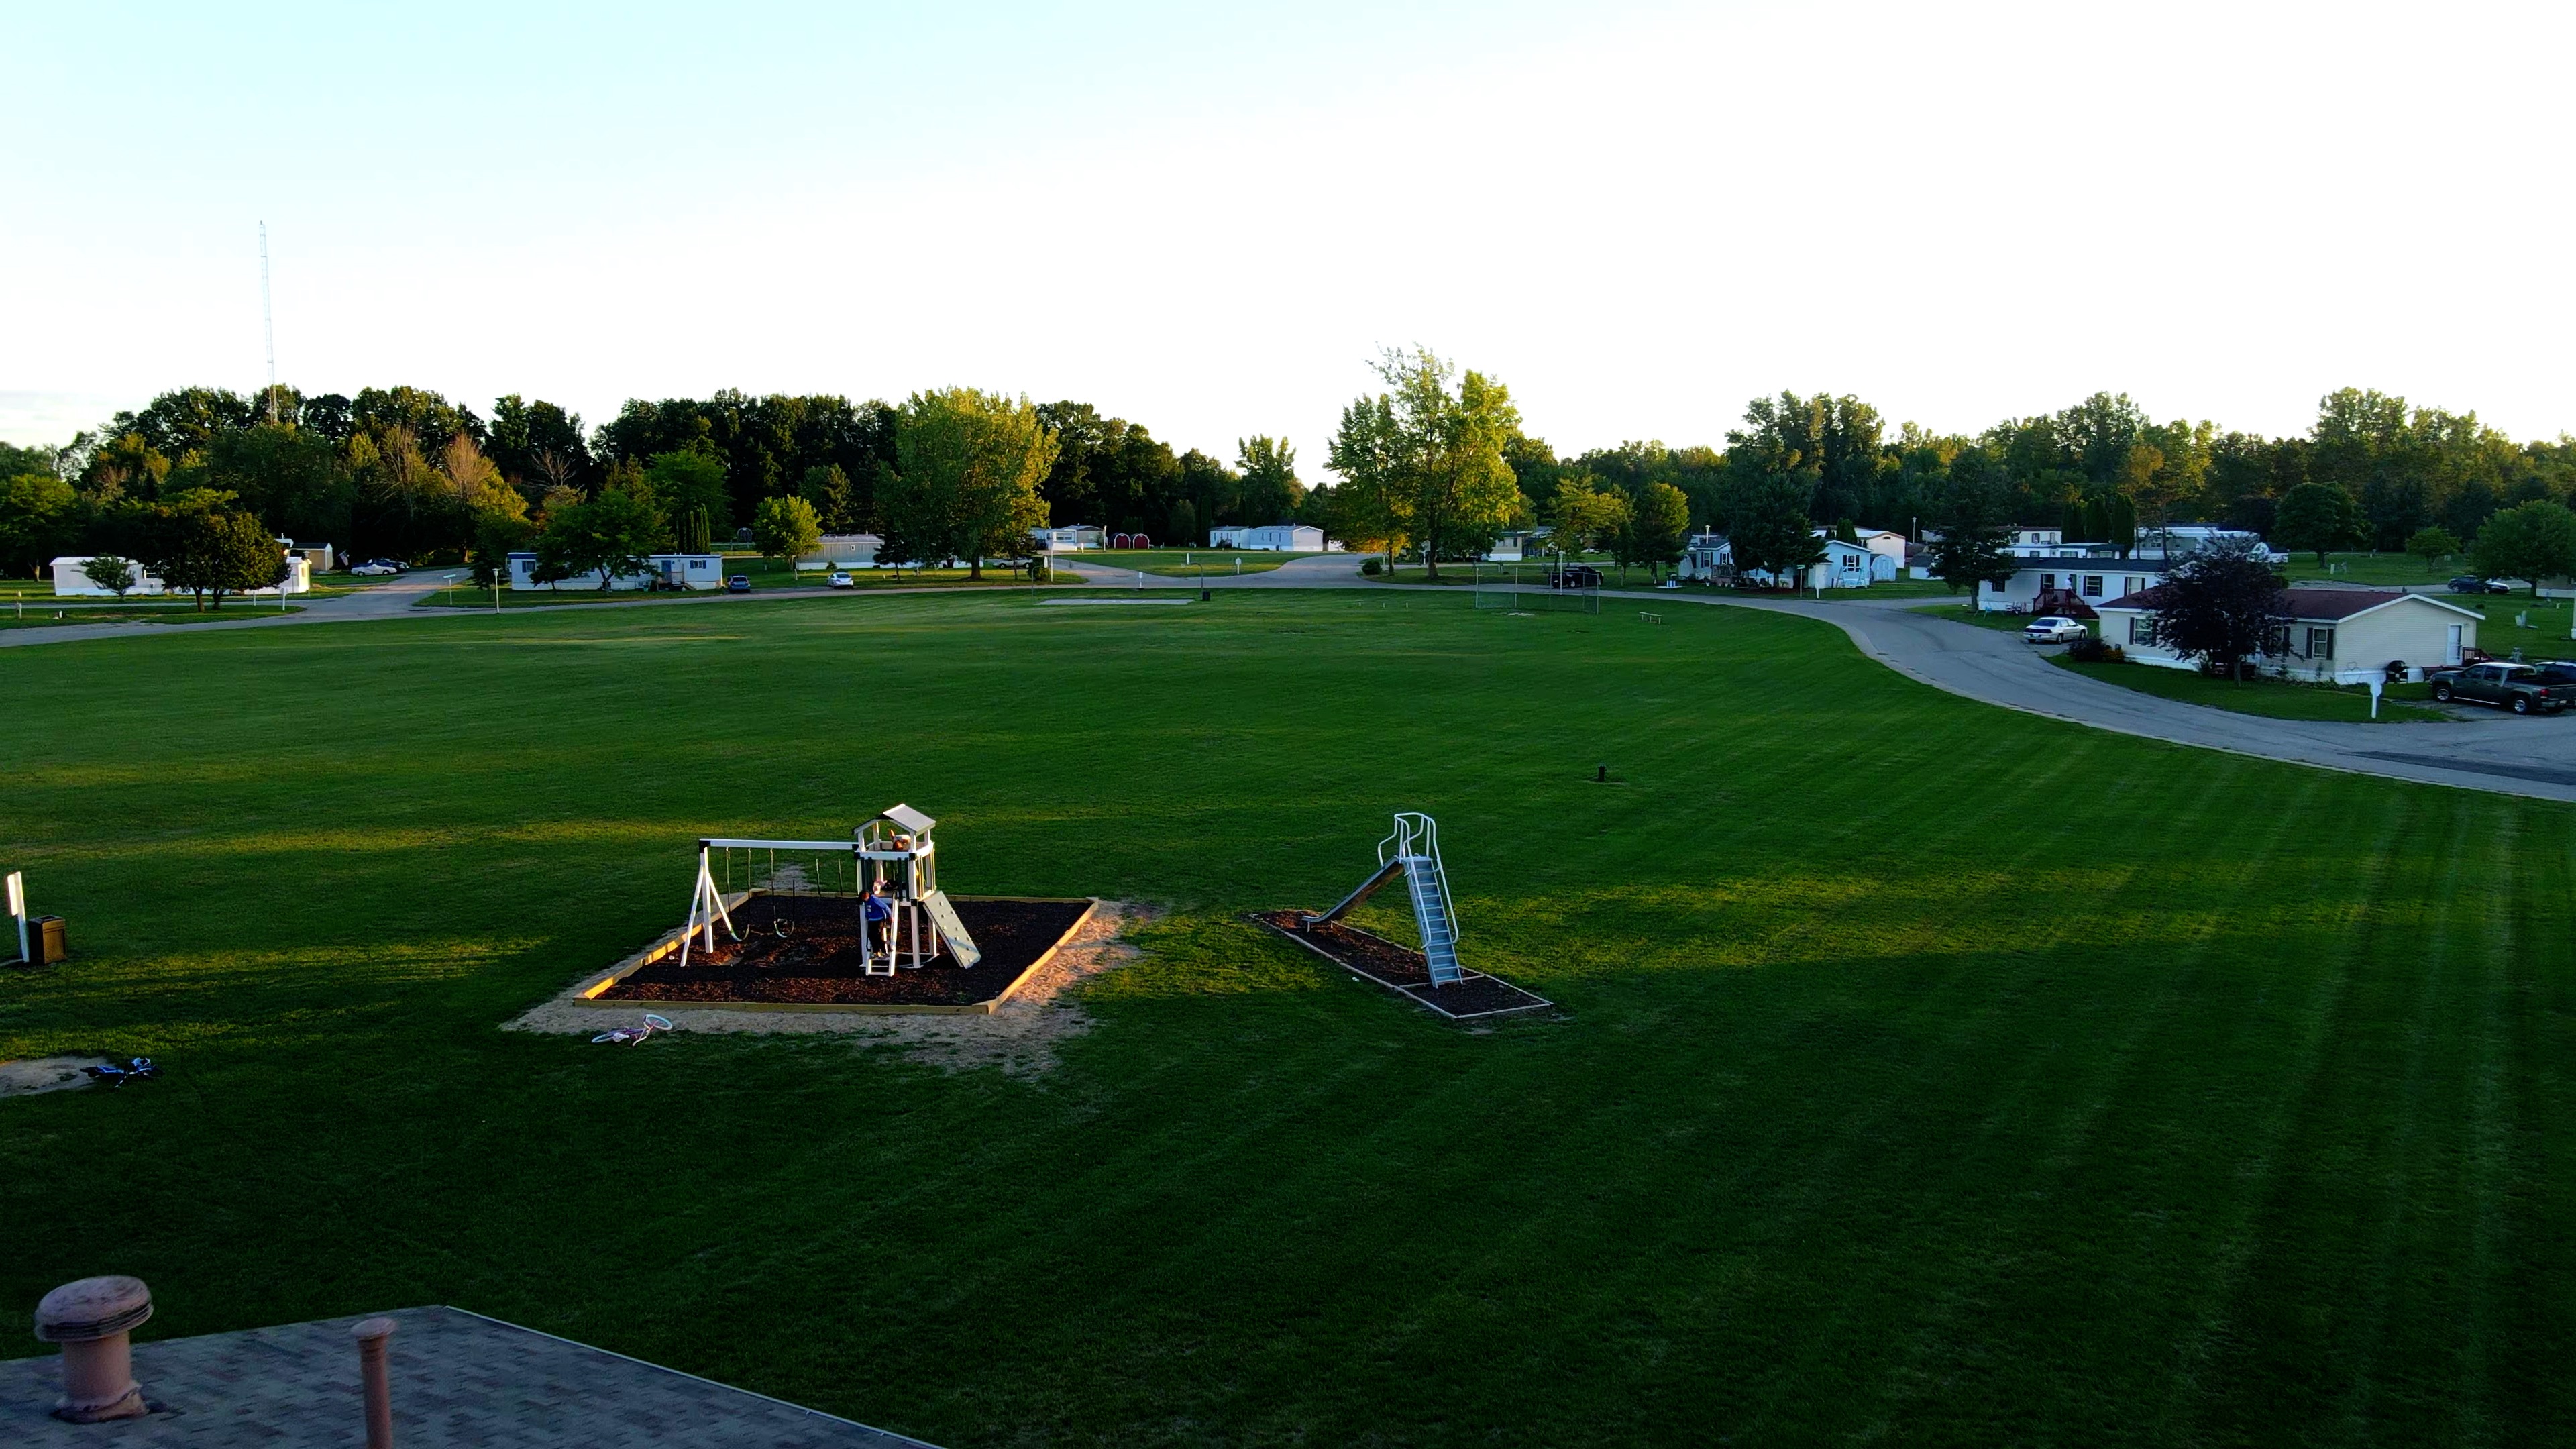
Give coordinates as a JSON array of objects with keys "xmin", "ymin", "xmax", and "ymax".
[{"xmin": 6, "ymin": 0, "xmax": 2573, "ymax": 470}]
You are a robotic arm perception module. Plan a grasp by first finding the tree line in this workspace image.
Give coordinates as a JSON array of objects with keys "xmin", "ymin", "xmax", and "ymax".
[
  {"xmin": 9, "ymin": 370, "xmax": 2574, "ymax": 589},
  {"xmin": 0, "ymin": 384, "xmax": 1313, "ymax": 584}
]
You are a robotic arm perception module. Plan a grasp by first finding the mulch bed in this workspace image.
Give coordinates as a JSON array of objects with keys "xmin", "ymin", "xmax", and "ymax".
[
  {"xmin": 601, "ymin": 895, "xmax": 1091, "ymax": 1008},
  {"xmin": 1250, "ymin": 910, "xmax": 1552, "ymax": 1020}
]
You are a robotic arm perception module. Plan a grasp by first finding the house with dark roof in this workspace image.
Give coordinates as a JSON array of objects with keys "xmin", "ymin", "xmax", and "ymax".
[{"xmin": 2094, "ymin": 585, "xmax": 2484, "ymax": 682}]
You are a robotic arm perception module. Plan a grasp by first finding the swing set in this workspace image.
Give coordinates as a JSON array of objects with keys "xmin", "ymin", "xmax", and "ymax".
[{"xmin": 677, "ymin": 804, "xmax": 981, "ymax": 976}]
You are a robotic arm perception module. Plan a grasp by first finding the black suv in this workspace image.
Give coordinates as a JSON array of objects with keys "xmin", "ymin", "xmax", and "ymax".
[
  {"xmin": 2447, "ymin": 575, "xmax": 2512, "ymax": 594},
  {"xmin": 2428, "ymin": 662, "xmax": 2568, "ymax": 714}
]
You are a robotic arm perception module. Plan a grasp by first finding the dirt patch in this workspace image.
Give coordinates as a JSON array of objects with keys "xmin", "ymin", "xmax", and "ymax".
[
  {"xmin": 1250, "ymin": 910, "xmax": 1553, "ymax": 1020},
  {"xmin": 1, "ymin": 1057, "xmax": 112, "ymax": 1099},
  {"xmin": 598, "ymin": 895, "xmax": 1091, "ymax": 1008},
  {"xmin": 508, "ymin": 901, "xmax": 1156, "ymax": 1078}
]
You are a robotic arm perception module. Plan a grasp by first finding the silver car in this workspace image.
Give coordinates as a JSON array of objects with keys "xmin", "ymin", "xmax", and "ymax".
[{"xmin": 2023, "ymin": 615, "xmax": 2087, "ymax": 644}]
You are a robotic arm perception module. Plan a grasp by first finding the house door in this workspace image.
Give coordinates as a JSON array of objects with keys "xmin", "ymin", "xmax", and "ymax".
[{"xmin": 2447, "ymin": 625, "xmax": 2464, "ymax": 665}]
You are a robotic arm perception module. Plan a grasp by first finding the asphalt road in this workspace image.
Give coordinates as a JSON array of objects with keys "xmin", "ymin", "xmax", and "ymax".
[{"xmin": 15, "ymin": 555, "xmax": 2576, "ymax": 804}]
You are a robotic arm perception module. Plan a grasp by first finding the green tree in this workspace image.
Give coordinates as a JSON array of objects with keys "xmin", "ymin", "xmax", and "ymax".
[
  {"xmin": 753, "ymin": 494, "xmax": 823, "ymax": 578},
  {"xmin": 1925, "ymin": 472, "xmax": 2017, "ymax": 596},
  {"xmin": 1546, "ymin": 474, "xmax": 1629, "ymax": 556},
  {"xmin": 80, "ymin": 554, "xmax": 139, "ymax": 598},
  {"xmin": 1167, "ymin": 498, "xmax": 1200, "ymax": 548},
  {"xmin": 644, "ymin": 447, "xmax": 731, "ymax": 537},
  {"xmin": 539, "ymin": 476, "xmax": 668, "ymax": 589},
  {"xmin": 1721, "ymin": 474, "xmax": 1825, "ymax": 589},
  {"xmin": 1615, "ymin": 482, "xmax": 1691, "ymax": 582},
  {"xmin": 1326, "ymin": 347, "xmax": 1522, "ymax": 580},
  {"xmin": 470, "ymin": 513, "xmax": 534, "ymax": 590},
  {"xmin": 2470, "ymin": 501, "xmax": 2576, "ymax": 596},
  {"xmin": 2406, "ymin": 526, "xmax": 2461, "ymax": 574},
  {"xmin": 883, "ymin": 388, "xmax": 1059, "ymax": 579},
  {"xmin": 2151, "ymin": 541, "xmax": 2283, "ymax": 682},
  {"xmin": 796, "ymin": 465, "xmax": 855, "ymax": 533},
  {"xmin": 2272, "ymin": 481, "xmax": 2364, "ymax": 565},
  {"xmin": 1235, "ymin": 436, "xmax": 1304, "ymax": 525},
  {"xmin": 150, "ymin": 508, "xmax": 285, "ymax": 610},
  {"xmin": 0, "ymin": 470, "xmax": 79, "ymax": 576},
  {"xmin": 674, "ymin": 505, "xmax": 714, "ymax": 555}
]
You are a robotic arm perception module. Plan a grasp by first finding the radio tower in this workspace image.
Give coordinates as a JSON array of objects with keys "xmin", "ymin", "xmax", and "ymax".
[{"xmin": 260, "ymin": 221, "xmax": 279, "ymax": 423}]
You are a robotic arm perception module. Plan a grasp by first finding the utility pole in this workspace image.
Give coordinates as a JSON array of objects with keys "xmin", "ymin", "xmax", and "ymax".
[{"xmin": 259, "ymin": 223, "xmax": 279, "ymax": 423}]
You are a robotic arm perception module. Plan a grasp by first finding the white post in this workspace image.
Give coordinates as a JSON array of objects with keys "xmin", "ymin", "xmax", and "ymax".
[{"xmin": 7, "ymin": 871, "xmax": 25, "ymax": 965}]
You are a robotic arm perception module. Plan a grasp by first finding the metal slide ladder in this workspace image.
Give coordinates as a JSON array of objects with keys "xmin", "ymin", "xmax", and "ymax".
[{"xmin": 1308, "ymin": 812, "xmax": 1463, "ymax": 987}]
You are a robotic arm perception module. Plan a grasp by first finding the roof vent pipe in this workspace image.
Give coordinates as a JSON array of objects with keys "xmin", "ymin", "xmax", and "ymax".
[{"xmin": 32, "ymin": 1275, "xmax": 153, "ymax": 1421}]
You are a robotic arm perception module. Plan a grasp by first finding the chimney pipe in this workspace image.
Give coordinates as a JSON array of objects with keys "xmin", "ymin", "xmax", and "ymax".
[{"xmin": 353, "ymin": 1316, "xmax": 398, "ymax": 1448}]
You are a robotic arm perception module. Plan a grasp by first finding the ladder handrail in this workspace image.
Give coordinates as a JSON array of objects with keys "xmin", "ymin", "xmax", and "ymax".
[{"xmin": 1378, "ymin": 812, "xmax": 1462, "ymax": 983}]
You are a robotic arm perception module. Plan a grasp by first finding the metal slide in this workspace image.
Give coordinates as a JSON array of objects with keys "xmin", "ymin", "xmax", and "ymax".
[{"xmin": 1309, "ymin": 812, "xmax": 1463, "ymax": 987}]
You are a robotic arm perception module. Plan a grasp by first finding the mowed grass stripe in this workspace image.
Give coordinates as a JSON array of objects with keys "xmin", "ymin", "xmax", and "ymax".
[{"xmin": 4, "ymin": 590, "xmax": 2573, "ymax": 1446}]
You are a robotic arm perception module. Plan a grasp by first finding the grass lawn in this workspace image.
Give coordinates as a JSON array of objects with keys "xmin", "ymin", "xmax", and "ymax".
[
  {"xmin": 0, "ymin": 603, "xmax": 307, "ymax": 629},
  {"xmin": 2278, "ymin": 551, "xmax": 2463, "ymax": 586},
  {"xmin": 415, "ymin": 570, "xmax": 1067, "ymax": 609},
  {"xmin": 2452, "ymin": 596, "xmax": 2576, "ymax": 657},
  {"xmin": 5, "ymin": 593, "xmax": 2574, "ymax": 1444},
  {"xmin": 2046, "ymin": 653, "xmax": 2454, "ymax": 724},
  {"xmin": 1080, "ymin": 549, "xmax": 1291, "ymax": 578}
]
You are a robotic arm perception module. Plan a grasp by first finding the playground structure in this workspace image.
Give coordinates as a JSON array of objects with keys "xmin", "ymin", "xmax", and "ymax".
[
  {"xmin": 572, "ymin": 805, "xmax": 1097, "ymax": 1014},
  {"xmin": 1303, "ymin": 812, "xmax": 1464, "ymax": 985},
  {"xmin": 680, "ymin": 804, "xmax": 979, "ymax": 977},
  {"xmin": 1260, "ymin": 812, "xmax": 1551, "ymax": 1020}
]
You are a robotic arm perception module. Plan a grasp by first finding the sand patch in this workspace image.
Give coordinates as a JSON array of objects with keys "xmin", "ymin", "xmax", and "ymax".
[
  {"xmin": 1, "ymin": 1057, "xmax": 112, "ymax": 1099},
  {"xmin": 506, "ymin": 901, "xmax": 1155, "ymax": 1079}
]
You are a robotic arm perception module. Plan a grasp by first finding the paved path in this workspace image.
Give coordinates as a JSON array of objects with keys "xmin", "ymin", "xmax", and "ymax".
[
  {"xmin": 15, "ymin": 553, "xmax": 2576, "ymax": 803},
  {"xmin": 0, "ymin": 568, "xmax": 476, "ymax": 649},
  {"xmin": 1, "ymin": 1304, "xmax": 935, "ymax": 1447}
]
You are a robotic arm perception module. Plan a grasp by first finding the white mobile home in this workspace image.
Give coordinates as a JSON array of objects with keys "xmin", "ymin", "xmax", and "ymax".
[
  {"xmin": 1976, "ymin": 561, "xmax": 2170, "ymax": 614},
  {"xmin": 2096, "ymin": 586, "xmax": 2481, "ymax": 682},
  {"xmin": 1248, "ymin": 523, "xmax": 1324, "ymax": 552},
  {"xmin": 52, "ymin": 553, "xmax": 311, "ymax": 597},
  {"xmin": 506, "ymin": 551, "xmax": 725, "ymax": 590},
  {"xmin": 51, "ymin": 556, "xmax": 167, "ymax": 596},
  {"xmin": 1029, "ymin": 525, "xmax": 1106, "ymax": 552},
  {"xmin": 800, "ymin": 533, "xmax": 885, "ymax": 568}
]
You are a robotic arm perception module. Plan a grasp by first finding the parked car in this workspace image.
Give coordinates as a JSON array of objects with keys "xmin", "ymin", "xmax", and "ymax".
[
  {"xmin": 827, "ymin": 571, "xmax": 855, "ymax": 588},
  {"xmin": 2023, "ymin": 615, "xmax": 2088, "ymax": 644},
  {"xmin": 1548, "ymin": 566, "xmax": 1604, "ymax": 589},
  {"xmin": 2447, "ymin": 575, "xmax": 2512, "ymax": 594},
  {"xmin": 348, "ymin": 559, "xmax": 402, "ymax": 577},
  {"xmin": 2427, "ymin": 661, "xmax": 2568, "ymax": 714},
  {"xmin": 726, "ymin": 575, "xmax": 752, "ymax": 592},
  {"xmin": 2526, "ymin": 660, "xmax": 2576, "ymax": 689}
]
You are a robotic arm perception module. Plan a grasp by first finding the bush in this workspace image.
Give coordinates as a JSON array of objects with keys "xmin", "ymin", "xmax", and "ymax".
[
  {"xmin": 2066, "ymin": 634, "xmax": 2116, "ymax": 663},
  {"xmin": 1361, "ymin": 557, "xmax": 1383, "ymax": 576}
]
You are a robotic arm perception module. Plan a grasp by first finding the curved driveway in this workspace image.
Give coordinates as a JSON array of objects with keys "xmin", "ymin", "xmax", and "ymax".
[{"xmin": 15, "ymin": 553, "xmax": 2576, "ymax": 803}]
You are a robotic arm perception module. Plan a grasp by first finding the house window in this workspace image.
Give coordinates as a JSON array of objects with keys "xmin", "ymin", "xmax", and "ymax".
[
  {"xmin": 2263, "ymin": 625, "xmax": 2290, "ymax": 656},
  {"xmin": 1990, "ymin": 577, "xmax": 2008, "ymax": 592},
  {"xmin": 2306, "ymin": 627, "xmax": 2334, "ymax": 658},
  {"xmin": 2082, "ymin": 575, "xmax": 2104, "ymax": 597},
  {"xmin": 2041, "ymin": 573, "xmax": 2057, "ymax": 591},
  {"xmin": 2129, "ymin": 616, "xmax": 2157, "ymax": 645}
]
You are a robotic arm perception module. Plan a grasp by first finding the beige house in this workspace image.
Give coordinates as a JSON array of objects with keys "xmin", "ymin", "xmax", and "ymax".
[{"xmin": 2096, "ymin": 586, "xmax": 2483, "ymax": 683}]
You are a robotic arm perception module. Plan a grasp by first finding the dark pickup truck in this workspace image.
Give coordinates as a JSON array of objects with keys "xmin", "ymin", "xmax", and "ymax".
[{"xmin": 2428, "ymin": 662, "xmax": 2569, "ymax": 714}]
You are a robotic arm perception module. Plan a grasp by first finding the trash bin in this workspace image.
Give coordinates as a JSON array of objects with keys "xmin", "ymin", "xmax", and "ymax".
[{"xmin": 29, "ymin": 915, "xmax": 65, "ymax": 965}]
